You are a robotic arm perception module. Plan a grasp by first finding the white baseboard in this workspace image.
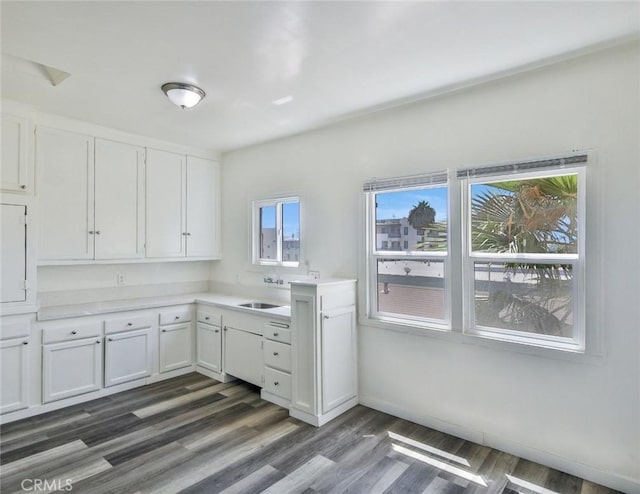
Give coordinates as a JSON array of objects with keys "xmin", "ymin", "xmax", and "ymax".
[
  {"xmin": 195, "ymin": 366, "xmax": 235, "ymax": 383},
  {"xmin": 1, "ymin": 378, "xmax": 146, "ymax": 424},
  {"xmin": 359, "ymin": 395, "xmax": 639, "ymax": 494}
]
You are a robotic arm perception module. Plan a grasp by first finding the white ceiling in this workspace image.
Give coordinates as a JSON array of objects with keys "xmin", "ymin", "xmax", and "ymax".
[{"xmin": 2, "ymin": 1, "xmax": 639, "ymax": 153}]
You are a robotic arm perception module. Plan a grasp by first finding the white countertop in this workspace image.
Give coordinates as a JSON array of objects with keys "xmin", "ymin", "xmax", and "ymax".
[{"xmin": 37, "ymin": 292, "xmax": 291, "ymax": 321}]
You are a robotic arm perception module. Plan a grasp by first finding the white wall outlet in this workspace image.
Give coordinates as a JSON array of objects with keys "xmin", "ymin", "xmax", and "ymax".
[
  {"xmin": 117, "ymin": 273, "xmax": 126, "ymax": 285},
  {"xmin": 309, "ymin": 270, "xmax": 320, "ymax": 280}
]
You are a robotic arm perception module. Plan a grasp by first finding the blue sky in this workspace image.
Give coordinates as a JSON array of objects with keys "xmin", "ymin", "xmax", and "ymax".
[
  {"xmin": 261, "ymin": 202, "xmax": 300, "ymax": 240},
  {"xmin": 376, "ymin": 187, "xmax": 448, "ymax": 221}
]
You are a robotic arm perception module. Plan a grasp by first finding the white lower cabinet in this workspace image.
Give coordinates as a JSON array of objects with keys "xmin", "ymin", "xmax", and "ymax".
[
  {"xmin": 42, "ymin": 337, "xmax": 103, "ymax": 403},
  {"xmin": 104, "ymin": 327, "xmax": 153, "ymax": 387},
  {"xmin": 196, "ymin": 322, "xmax": 222, "ymax": 373},
  {"xmin": 290, "ymin": 279, "xmax": 358, "ymax": 427},
  {"xmin": 0, "ymin": 337, "xmax": 30, "ymax": 414},
  {"xmin": 159, "ymin": 322, "xmax": 193, "ymax": 373},
  {"xmin": 224, "ymin": 326, "xmax": 263, "ymax": 387}
]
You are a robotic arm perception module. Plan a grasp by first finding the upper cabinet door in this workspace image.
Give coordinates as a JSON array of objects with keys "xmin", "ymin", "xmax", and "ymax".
[
  {"xmin": 94, "ymin": 139, "xmax": 145, "ymax": 259},
  {"xmin": 1, "ymin": 204, "xmax": 27, "ymax": 303},
  {"xmin": 146, "ymin": 148, "xmax": 186, "ymax": 258},
  {"xmin": 37, "ymin": 127, "xmax": 95, "ymax": 261},
  {"xmin": 1, "ymin": 114, "xmax": 30, "ymax": 193},
  {"xmin": 186, "ymin": 156, "xmax": 220, "ymax": 258}
]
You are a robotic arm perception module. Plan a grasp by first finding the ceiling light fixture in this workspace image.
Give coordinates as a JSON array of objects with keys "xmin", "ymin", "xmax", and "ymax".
[{"xmin": 161, "ymin": 82, "xmax": 206, "ymax": 109}]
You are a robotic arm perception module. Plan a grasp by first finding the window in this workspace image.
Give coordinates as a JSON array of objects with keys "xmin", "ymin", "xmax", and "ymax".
[
  {"xmin": 364, "ymin": 153, "xmax": 588, "ymax": 352},
  {"xmin": 252, "ymin": 196, "xmax": 300, "ymax": 266},
  {"xmin": 365, "ymin": 172, "xmax": 449, "ymax": 328},
  {"xmin": 461, "ymin": 163, "xmax": 585, "ymax": 350}
]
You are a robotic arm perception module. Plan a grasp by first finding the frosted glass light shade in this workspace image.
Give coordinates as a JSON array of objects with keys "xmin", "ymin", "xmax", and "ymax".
[{"xmin": 161, "ymin": 82, "xmax": 205, "ymax": 109}]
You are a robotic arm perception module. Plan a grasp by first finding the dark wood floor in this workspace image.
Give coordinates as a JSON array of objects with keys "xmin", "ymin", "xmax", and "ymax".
[{"xmin": 0, "ymin": 373, "xmax": 619, "ymax": 494}]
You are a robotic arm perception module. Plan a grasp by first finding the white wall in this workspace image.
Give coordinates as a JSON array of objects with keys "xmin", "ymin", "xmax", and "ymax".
[
  {"xmin": 214, "ymin": 42, "xmax": 640, "ymax": 490},
  {"xmin": 37, "ymin": 262, "xmax": 211, "ymax": 306}
]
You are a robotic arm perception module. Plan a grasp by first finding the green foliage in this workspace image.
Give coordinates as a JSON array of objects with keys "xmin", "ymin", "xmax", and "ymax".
[{"xmin": 471, "ymin": 174, "xmax": 578, "ymax": 336}]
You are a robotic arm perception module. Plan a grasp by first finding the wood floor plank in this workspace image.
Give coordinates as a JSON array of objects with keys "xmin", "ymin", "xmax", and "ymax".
[
  {"xmin": 0, "ymin": 439, "xmax": 88, "ymax": 477},
  {"xmin": 104, "ymin": 402, "xmax": 254, "ymax": 466},
  {"xmin": 2, "ymin": 454, "xmax": 112, "ymax": 494},
  {"xmin": 215, "ymin": 465, "xmax": 283, "ymax": 494},
  {"xmin": 0, "ymin": 374, "xmax": 622, "ymax": 494},
  {"xmin": 385, "ymin": 460, "xmax": 440, "ymax": 493},
  {"xmin": 132, "ymin": 381, "xmax": 235, "ymax": 418},
  {"xmin": 136, "ymin": 421, "xmax": 299, "ymax": 494},
  {"xmin": 261, "ymin": 455, "xmax": 336, "ymax": 494},
  {"xmin": 545, "ymin": 468, "xmax": 583, "ymax": 494},
  {"xmin": 342, "ymin": 456, "xmax": 410, "ymax": 494}
]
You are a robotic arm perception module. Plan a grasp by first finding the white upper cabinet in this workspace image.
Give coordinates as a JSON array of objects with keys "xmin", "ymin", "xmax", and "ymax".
[
  {"xmin": 37, "ymin": 129, "xmax": 146, "ymax": 262},
  {"xmin": 94, "ymin": 138, "xmax": 145, "ymax": 259},
  {"xmin": 37, "ymin": 127, "xmax": 95, "ymax": 261},
  {"xmin": 146, "ymin": 148, "xmax": 186, "ymax": 258},
  {"xmin": 186, "ymin": 156, "xmax": 220, "ymax": 258},
  {"xmin": 147, "ymin": 149, "xmax": 220, "ymax": 259},
  {"xmin": 1, "ymin": 204, "xmax": 27, "ymax": 303},
  {"xmin": 1, "ymin": 113, "xmax": 31, "ymax": 193}
]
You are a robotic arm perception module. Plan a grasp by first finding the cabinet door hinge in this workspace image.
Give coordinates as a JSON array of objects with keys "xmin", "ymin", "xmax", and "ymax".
[
  {"xmin": 23, "ymin": 280, "xmax": 30, "ymax": 290},
  {"xmin": 261, "ymin": 340, "xmax": 264, "ymax": 349}
]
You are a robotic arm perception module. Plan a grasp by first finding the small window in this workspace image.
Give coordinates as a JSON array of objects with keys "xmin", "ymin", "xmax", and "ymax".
[{"xmin": 253, "ymin": 196, "xmax": 300, "ymax": 266}]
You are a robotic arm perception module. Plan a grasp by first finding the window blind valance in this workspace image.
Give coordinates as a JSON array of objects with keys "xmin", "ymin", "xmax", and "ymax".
[
  {"xmin": 363, "ymin": 171, "xmax": 448, "ymax": 192},
  {"xmin": 456, "ymin": 153, "xmax": 587, "ymax": 179}
]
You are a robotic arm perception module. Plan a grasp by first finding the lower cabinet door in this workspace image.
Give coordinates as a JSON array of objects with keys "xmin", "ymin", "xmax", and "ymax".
[
  {"xmin": 42, "ymin": 337, "xmax": 103, "ymax": 403},
  {"xmin": 224, "ymin": 327, "xmax": 263, "ymax": 387},
  {"xmin": 159, "ymin": 322, "xmax": 193, "ymax": 373},
  {"xmin": 104, "ymin": 327, "xmax": 152, "ymax": 387},
  {"xmin": 196, "ymin": 322, "xmax": 222, "ymax": 373},
  {"xmin": 0, "ymin": 338, "xmax": 30, "ymax": 414}
]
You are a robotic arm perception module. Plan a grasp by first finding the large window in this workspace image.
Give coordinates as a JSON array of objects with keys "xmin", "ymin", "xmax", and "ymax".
[
  {"xmin": 365, "ymin": 173, "xmax": 449, "ymax": 328},
  {"xmin": 462, "ymin": 166, "xmax": 585, "ymax": 350},
  {"xmin": 365, "ymin": 153, "xmax": 587, "ymax": 352},
  {"xmin": 252, "ymin": 196, "xmax": 300, "ymax": 266}
]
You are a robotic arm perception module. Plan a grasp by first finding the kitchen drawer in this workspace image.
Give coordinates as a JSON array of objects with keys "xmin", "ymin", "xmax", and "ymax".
[
  {"xmin": 197, "ymin": 308, "xmax": 221, "ymax": 326},
  {"xmin": 263, "ymin": 320, "xmax": 291, "ymax": 344},
  {"xmin": 263, "ymin": 367, "xmax": 291, "ymax": 400},
  {"xmin": 0, "ymin": 316, "xmax": 30, "ymax": 340},
  {"xmin": 263, "ymin": 339, "xmax": 291, "ymax": 372},
  {"xmin": 159, "ymin": 308, "xmax": 192, "ymax": 326},
  {"xmin": 104, "ymin": 314, "xmax": 154, "ymax": 334},
  {"xmin": 42, "ymin": 321, "xmax": 102, "ymax": 344}
]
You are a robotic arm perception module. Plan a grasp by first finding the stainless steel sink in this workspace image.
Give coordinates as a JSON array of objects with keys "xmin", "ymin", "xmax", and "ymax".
[{"xmin": 238, "ymin": 302, "xmax": 281, "ymax": 309}]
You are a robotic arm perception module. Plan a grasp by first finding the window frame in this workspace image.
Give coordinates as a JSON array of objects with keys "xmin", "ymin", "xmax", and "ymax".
[
  {"xmin": 362, "ymin": 154, "xmax": 590, "ymax": 355},
  {"xmin": 251, "ymin": 195, "xmax": 300, "ymax": 267},
  {"xmin": 365, "ymin": 179, "xmax": 451, "ymax": 330},
  {"xmin": 461, "ymin": 166, "xmax": 586, "ymax": 351}
]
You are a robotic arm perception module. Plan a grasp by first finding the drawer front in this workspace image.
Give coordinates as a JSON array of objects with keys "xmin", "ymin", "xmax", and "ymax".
[
  {"xmin": 0, "ymin": 317, "xmax": 30, "ymax": 340},
  {"xmin": 263, "ymin": 339, "xmax": 291, "ymax": 372},
  {"xmin": 42, "ymin": 322, "xmax": 102, "ymax": 344},
  {"xmin": 263, "ymin": 367, "xmax": 292, "ymax": 400},
  {"xmin": 104, "ymin": 314, "xmax": 154, "ymax": 334},
  {"xmin": 197, "ymin": 308, "xmax": 222, "ymax": 326},
  {"xmin": 263, "ymin": 320, "xmax": 291, "ymax": 344},
  {"xmin": 159, "ymin": 308, "xmax": 192, "ymax": 326}
]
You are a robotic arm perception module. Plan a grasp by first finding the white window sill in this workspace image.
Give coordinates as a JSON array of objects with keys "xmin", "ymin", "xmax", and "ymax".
[{"xmin": 359, "ymin": 315, "xmax": 605, "ymax": 365}]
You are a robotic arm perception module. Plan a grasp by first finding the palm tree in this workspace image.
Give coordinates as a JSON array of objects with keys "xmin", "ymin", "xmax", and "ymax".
[
  {"xmin": 408, "ymin": 200, "xmax": 436, "ymax": 250},
  {"xmin": 471, "ymin": 175, "xmax": 578, "ymax": 336}
]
